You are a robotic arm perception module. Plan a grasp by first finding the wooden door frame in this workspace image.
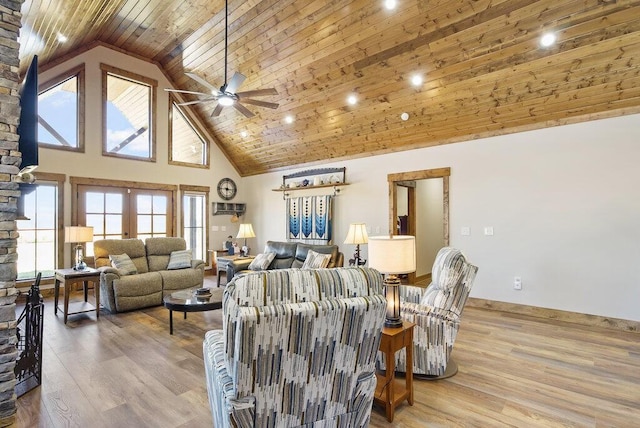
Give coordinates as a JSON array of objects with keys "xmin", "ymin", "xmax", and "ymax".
[
  {"xmin": 388, "ymin": 167, "xmax": 450, "ymax": 283},
  {"xmin": 70, "ymin": 176, "xmax": 178, "ymax": 236}
]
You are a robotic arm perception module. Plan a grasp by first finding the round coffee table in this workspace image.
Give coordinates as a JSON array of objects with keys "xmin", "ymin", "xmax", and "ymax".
[{"xmin": 163, "ymin": 287, "xmax": 224, "ymax": 334}]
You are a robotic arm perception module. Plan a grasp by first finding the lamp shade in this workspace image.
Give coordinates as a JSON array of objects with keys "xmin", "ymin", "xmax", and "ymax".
[
  {"xmin": 344, "ymin": 223, "xmax": 368, "ymax": 245},
  {"xmin": 236, "ymin": 223, "xmax": 256, "ymax": 239},
  {"xmin": 64, "ymin": 226, "xmax": 94, "ymax": 243},
  {"xmin": 368, "ymin": 235, "xmax": 416, "ymax": 274}
]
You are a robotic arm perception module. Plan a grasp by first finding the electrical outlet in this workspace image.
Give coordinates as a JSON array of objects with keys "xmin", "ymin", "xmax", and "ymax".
[
  {"xmin": 461, "ymin": 226, "xmax": 470, "ymax": 236},
  {"xmin": 514, "ymin": 276, "xmax": 522, "ymax": 290}
]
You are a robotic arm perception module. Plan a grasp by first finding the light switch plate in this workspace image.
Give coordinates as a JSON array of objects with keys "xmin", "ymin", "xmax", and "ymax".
[{"xmin": 461, "ymin": 227, "xmax": 470, "ymax": 236}]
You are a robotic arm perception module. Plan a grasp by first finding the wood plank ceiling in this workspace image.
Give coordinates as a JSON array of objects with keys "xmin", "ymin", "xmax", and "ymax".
[{"xmin": 18, "ymin": 0, "xmax": 640, "ymax": 176}]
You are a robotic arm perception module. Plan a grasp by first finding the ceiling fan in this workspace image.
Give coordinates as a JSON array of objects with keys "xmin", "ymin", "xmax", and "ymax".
[{"xmin": 166, "ymin": 0, "xmax": 278, "ymax": 118}]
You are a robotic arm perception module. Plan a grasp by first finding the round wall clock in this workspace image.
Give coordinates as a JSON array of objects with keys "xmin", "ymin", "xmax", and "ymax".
[{"xmin": 217, "ymin": 178, "xmax": 237, "ymax": 200}]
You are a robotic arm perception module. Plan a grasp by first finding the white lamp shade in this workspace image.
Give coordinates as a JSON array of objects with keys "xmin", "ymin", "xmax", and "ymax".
[
  {"xmin": 64, "ymin": 226, "xmax": 94, "ymax": 243},
  {"xmin": 236, "ymin": 223, "xmax": 256, "ymax": 239},
  {"xmin": 344, "ymin": 223, "xmax": 368, "ymax": 245},
  {"xmin": 368, "ymin": 235, "xmax": 416, "ymax": 274}
]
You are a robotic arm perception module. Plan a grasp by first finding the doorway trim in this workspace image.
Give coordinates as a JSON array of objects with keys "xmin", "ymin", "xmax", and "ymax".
[{"xmin": 388, "ymin": 167, "xmax": 451, "ymax": 283}]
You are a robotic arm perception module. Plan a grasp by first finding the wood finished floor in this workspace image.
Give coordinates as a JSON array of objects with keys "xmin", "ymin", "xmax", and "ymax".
[{"xmin": 15, "ymin": 277, "xmax": 640, "ymax": 427}]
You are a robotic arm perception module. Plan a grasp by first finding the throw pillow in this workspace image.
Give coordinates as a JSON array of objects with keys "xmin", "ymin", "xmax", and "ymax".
[
  {"xmin": 248, "ymin": 252, "xmax": 276, "ymax": 271},
  {"xmin": 167, "ymin": 249, "xmax": 192, "ymax": 270},
  {"xmin": 109, "ymin": 253, "xmax": 138, "ymax": 275},
  {"xmin": 301, "ymin": 250, "xmax": 332, "ymax": 269}
]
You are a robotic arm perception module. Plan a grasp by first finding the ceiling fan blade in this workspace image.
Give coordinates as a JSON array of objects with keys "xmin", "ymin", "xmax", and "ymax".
[
  {"xmin": 233, "ymin": 102, "xmax": 255, "ymax": 118},
  {"xmin": 178, "ymin": 97, "xmax": 218, "ymax": 106},
  {"xmin": 211, "ymin": 103, "xmax": 224, "ymax": 117},
  {"xmin": 236, "ymin": 88, "xmax": 278, "ymax": 97},
  {"xmin": 225, "ymin": 72, "xmax": 246, "ymax": 94},
  {"xmin": 186, "ymin": 72, "xmax": 218, "ymax": 92},
  {"xmin": 239, "ymin": 98, "xmax": 279, "ymax": 109},
  {"xmin": 165, "ymin": 88, "xmax": 212, "ymax": 96}
]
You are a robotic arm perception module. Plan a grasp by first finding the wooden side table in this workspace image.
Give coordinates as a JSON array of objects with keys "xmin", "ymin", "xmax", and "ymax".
[
  {"xmin": 54, "ymin": 268, "xmax": 101, "ymax": 324},
  {"xmin": 374, "ymin": 321, "xmax": 415, "ymax": 422}
]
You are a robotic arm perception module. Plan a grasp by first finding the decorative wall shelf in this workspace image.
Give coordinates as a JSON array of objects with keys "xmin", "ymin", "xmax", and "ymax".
[
  {"xmin": 212, "ymin": 202, "xmax": 246, "ymax": 215},
  {"xmin": 272, "ymin": 167, "xmax": 348, "ymax": 198}
]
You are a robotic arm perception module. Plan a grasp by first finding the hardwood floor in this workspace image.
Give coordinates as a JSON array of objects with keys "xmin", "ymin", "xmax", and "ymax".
[{"xmin": 15, "ymin": 277, "xmax": 640, "ymax": 427}]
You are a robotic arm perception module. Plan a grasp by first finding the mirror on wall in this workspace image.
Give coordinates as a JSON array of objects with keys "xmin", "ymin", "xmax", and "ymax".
[{"xmin": 388, "ymin": 168, "xmax": 450, "ymax": 285}]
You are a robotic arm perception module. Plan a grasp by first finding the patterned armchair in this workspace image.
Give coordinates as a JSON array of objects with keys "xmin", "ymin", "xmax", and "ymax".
[
  {"xmin": 380, "ymin": 247, "xmax": 478, "ymax": 377},
  {"xmin": 203, "ymin": 267, "xmax": 387, "ymax": 427}
]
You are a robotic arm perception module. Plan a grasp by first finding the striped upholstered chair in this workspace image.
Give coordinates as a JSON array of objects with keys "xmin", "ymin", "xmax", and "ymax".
[
  {"xmin": 381, "ymin": 247, "xmax": 478, "ymax": 378},
  {"xmin": 203, "ymin": 267, "xmax": 387, "ymax": 427}
]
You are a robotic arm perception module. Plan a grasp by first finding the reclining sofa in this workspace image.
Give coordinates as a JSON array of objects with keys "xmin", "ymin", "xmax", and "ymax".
[
  {"xmin": 203, "ymin": 267, "xmax": 386, "ymax": 427},
  {"xmin": 226, "ymin": 240, "xmax": 344, "ymax": 281},
  {"xmin": 94, "ymin": 237, "xmax": 205, "ymax": 313}
]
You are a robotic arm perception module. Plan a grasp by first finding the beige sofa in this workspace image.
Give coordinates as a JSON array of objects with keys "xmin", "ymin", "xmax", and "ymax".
[{"xmin": 94, "ymin": 237, "xmax": 205, "ymax": 313}]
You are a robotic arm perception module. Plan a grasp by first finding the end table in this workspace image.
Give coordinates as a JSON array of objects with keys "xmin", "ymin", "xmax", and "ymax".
[
  {"xmin": 54, "ymin": 268, "xmax": 101, "ymax": 324},
  {"xmin": 374, "ymin": 321, "xmax": 415, "ymax": 422}
]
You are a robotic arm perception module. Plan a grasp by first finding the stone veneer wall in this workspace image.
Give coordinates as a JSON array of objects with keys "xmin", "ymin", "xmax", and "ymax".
[{"xmin": 0, "ymin": 0, "xmax": 25, "ymax": 426}]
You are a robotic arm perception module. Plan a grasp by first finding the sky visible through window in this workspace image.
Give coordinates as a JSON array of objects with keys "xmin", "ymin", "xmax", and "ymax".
[{"xmin": 38, "ymin": 82, "xmax": 77, "ymax": 147}]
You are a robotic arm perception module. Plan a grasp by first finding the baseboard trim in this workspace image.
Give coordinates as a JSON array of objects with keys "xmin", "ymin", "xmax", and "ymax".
[{"xmin": 467, "ymin": 297, "xmax": 639, "ymax": 334}]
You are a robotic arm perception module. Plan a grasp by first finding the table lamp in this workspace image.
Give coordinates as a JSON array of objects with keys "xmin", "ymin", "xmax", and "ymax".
[
  {"xmin": 236, "ymin": 223, "xmax": 255, "ymax": 256},
  {"xmin": 344, "ymin": 223, "xmax": 368, "ymax": 266},
  {"xmin": 368, "ymin": 235, "xmax": 416, "ymax": 328},
  {"xmin": 64, "ymin": 226, "xmax": 94, "ymax": 270}
]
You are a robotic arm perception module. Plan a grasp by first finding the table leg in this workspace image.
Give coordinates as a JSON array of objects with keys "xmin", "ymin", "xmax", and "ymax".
[
  {"xmin": 83, "ymin": 280, "xmax": 88, "ymax": 302},
  {"xmin": 386, "ymin": 351, "xmax": 396, "ymax": 422},
  {"xmin": 406, "ymin": 330, "xmax": 414, "ymax": 405},
  {"xmin": 169, "ymin": 310, "xmax": 173, "ymax": 335},
  {"xmin": 183, "ymin": 312, "xmax": 187, "ymax": 320},
  {"xmin": 64, "ymin": 279, "xmax": 70, "ymax": 324},
  {"xmin": 54, "ymin": 278, "xmax": 60, "ymax": 315},
  {"xmin": 95, "ymin": 279, "xmax": 100, "ymax": 319}
]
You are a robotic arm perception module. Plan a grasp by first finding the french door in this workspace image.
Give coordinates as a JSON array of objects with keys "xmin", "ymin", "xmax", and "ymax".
[{"xmin": 76, "ymin": 184, "xmax": 173, "ymax": 255}]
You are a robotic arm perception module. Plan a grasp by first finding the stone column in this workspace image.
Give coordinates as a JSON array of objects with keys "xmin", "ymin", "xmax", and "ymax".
[{"xmin": 0, "ymin": 1, "xmax": 26, "ymax": 426}]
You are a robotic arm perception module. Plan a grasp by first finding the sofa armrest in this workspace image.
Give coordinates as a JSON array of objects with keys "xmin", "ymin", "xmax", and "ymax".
[
  {"xmin": 204, "ymin": 330, "xmax": 256, "ymax": 427},
  {"xmin": 98, "ymin": 266, "xmax": 122, "ymax": 313},
  {"xmin": 227, "ymin": 259, "xmax": 253, "ymax": 280},
  {"xmin": 191, "ymin": 259, "xmax": 205, "ymax": 271}
]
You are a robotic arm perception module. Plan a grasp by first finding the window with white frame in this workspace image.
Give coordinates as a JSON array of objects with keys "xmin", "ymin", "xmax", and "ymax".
[
  {"xmin": 181, "ymin": 186, "xmax": 209, "ymax": 262},
  {"xmin": 16, "ymin": 182, "xmax": 59, "ymax": 280}
]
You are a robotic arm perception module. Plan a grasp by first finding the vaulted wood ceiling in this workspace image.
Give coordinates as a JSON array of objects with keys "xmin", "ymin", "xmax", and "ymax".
[{"xmin": 19, "ymin": 0, "xmax": 640, "ymax": 176}]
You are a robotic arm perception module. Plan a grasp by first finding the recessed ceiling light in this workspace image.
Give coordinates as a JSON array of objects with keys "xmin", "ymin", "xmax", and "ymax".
[
  {"xmin": 411, "ymin": 74, "xmax": 423, "ymax": 86},
  {"xmin": 384, "ymin": 0, "xmax": 397, "ymax": 10},
  {"xmin": 540, "ymin": 32, "xmax": 557, "ymax": 48},
  {"xmin": 400, "ymin": 112, "xmax": 409, "ymax": 121},
  {"xmin": 57, "ymin": 33, "xmax": 68, "ymax": 43},
  {"xmin": 347, "ymin": 94, "xmax": 358, "ymax": 105},
  {"xmin": 284, "ymin": 115, "xmax": 294, "ymax": 124},
  {"xmin": 240, "ymin": 131, "xmax": 248, "ymax": 138}
]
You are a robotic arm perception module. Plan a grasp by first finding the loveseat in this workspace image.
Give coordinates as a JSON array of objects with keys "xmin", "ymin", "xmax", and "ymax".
[
  {"xmin": 203, "ymin": 267, "xmax": 386, "ymax": 427},
  {"xmin": 225, "ymin": 240, "xmax": 344, "ymax": 281},
  {"xmin": 94, "ymin": 237, "xmax": 205, "ymax": 313}
]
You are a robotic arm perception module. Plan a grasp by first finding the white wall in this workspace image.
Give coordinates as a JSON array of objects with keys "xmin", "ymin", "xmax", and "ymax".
[
  {"xmin": 416, "ymin": 179, "xmax": 443, "ymax": 277},
  {"xmin": 244, "ymin": 114, "xmax": 640, "ymax": 322},
  {"xmin": 37, "ymin": 46, "xmax": 242, "ymax": 265}
]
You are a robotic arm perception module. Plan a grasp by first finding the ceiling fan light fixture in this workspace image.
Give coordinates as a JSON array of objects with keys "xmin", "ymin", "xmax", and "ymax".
[{"xmin": 219, "ymin": 95, "xmax": 235, "ymax": 106}]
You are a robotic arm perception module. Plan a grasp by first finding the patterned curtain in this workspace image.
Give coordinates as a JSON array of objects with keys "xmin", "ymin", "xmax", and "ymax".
[{"xmin": 286, "ymin": 195, "xmax": 332, "ymax": 244}]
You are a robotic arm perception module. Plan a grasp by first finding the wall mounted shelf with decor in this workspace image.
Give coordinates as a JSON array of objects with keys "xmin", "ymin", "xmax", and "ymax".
[
  {"xmin": 272, "ymin": 167, "xmax": 348, "ymax": 199},
  {"xmin": 212, "ymin": 202, "xmax": 246, "ymax": 216}
]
